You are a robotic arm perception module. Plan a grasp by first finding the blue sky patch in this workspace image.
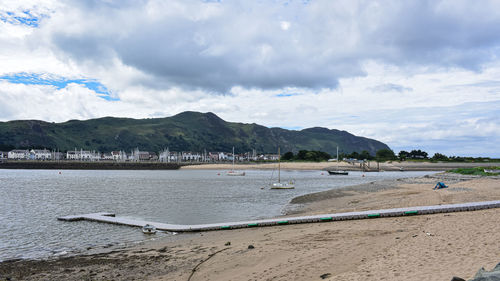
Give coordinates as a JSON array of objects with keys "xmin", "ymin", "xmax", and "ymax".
[
  {"xmin": 280, "ymin": 126, "xmax": 303, "ymax": 130},
  {"xmin": 0, "ymin": 10, "xmax": 41, "ymax": 27},
  {"xmin": 0, "ymin": 73, "xmax": 118, "ymax": 101},
  {"xmin": 276, "ymin": 92, "xmax": 300, "ymax": 97}
]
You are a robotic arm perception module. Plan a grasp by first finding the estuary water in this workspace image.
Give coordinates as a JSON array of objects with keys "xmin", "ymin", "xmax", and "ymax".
[{"xmin": 0, "ymin": 169, "xmax": 435, "ymax": 261}]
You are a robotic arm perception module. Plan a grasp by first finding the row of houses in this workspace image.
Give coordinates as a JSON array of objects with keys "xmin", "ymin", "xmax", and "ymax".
[
  {"xmin": 3, "ymin": 149, "xmax": 63, "ymax": 161},
  {"xmin": 0, "ymin": 148, "xmax": 280, "ymax": 162}
]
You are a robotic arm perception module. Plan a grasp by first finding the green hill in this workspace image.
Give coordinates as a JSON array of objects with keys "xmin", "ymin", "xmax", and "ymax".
[{"xmin": 0, "ymin": 111, "xmax": 390, "ymax": 155}]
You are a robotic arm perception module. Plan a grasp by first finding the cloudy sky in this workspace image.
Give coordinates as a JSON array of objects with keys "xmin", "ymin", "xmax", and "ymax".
[{"xmin": 1, "ymin": 0, "xmax": 499, "ymax": 157}]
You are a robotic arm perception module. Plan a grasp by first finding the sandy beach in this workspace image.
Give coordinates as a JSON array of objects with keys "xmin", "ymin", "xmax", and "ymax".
[{"xmin": 2, "ymin": 166, "xmax": 500, "ymax": 280}]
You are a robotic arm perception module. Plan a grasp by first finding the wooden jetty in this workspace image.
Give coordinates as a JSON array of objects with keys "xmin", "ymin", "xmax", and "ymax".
[{"xmin": 58, "ymin": 200, "xmax": 500, "ymax": 232}]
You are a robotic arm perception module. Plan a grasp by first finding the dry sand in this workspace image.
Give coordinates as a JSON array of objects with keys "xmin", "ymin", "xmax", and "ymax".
[{"xmin": 2, "ymin": 170, "xmax": 500, "ymax": 281}]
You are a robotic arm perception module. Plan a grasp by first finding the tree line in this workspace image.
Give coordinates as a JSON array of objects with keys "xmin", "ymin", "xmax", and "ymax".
[{"xmin": 281, "ymin": 149, "xmax": 496, "ymax": 162}]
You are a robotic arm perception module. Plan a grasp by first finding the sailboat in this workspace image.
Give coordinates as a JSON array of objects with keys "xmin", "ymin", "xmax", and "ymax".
[
  {"xmin": 327, "ymin": 146, "xmax": 349, "ymax": 175},
  {"xmin": 227, "ymin": 147, "xmax": 245, "ymax": 176},
  {"xmin": 270, "ymin": 147, "xmax": 295, "ymax": 189}
]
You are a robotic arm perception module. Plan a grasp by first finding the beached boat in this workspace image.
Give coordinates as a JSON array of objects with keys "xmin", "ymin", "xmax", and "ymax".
[
  {"xmin": 327, "ymin": 146, "xmax": 349, "ymax": 176},
  {"xmin": 227, "ymin": 147, "xmax": 245, "ymax": 176},
  {"xmin": 142, "ymin": 224, "xmax": 157, "ymax": 234},
  {"xmin": 484, "ymin": 169, "xmax": 500, "ymax": 173},
  {"xmin": 270, "ymin": 147, "xmax": 295, "ymax": 189}
]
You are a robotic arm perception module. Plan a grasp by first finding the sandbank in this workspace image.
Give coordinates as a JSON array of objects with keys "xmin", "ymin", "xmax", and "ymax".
[{"xmin": 181, "ymin": 160, "xmax": 498, "ymax": 171}]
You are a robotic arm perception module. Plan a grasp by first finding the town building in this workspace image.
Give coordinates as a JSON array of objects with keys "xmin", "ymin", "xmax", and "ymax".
[
  {"xmin": 8, "ymin": 149, "xmax": 29, "ymax": 160},
  {"xmin": 66, "ymin": 149, "xmax": 100, "ymax": 161},
  {"xmin": 29, "ymin": 149, "xmax": 51, "ymax": 160}
]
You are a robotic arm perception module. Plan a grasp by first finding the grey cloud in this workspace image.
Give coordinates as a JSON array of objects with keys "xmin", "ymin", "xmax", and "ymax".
[
  {"xmin": 39, "ymin": 0, "xmax": 500, "ymax": 93},
  {"xmin": 366, "ymin": 1, "xmax": 500, "ymax": 69},
  {"xmin": 339, "ymin": 100, "xmax": 500, "ymax": 156}
]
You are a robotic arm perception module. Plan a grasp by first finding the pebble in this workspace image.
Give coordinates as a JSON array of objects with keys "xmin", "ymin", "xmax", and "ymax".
[{"xmin": 320, "ymin": 273, "xmax": 331, "ymax": 279}]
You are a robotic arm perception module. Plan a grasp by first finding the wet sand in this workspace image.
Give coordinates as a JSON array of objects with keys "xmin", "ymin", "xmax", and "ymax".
[{"xmin": 1, "ymin": 170, "xmax": 500, "ymax": 281}]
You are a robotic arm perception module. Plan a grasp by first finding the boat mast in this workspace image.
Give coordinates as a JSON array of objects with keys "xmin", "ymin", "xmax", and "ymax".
[
  {"xmin": 278, "ymin": 147, "xmax": 281, "ymax": 183},
  {"xmin": 232, "ymin": 147, "xmax": 235, "ymax": 172},
  {"xmin": 337, "ymin": 146, "xmax": 339, "ymax": 170}
]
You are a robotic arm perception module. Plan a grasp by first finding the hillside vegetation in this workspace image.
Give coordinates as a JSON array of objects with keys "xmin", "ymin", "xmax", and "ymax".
[{"xmin": 0, "ymin": 111, "xmax": 389, "ymax": 155}]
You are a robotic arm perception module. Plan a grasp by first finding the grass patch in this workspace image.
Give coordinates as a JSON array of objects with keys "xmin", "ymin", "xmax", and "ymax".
[{"xmin": 447, "ymin": 167, "xmax": 500, "ymax": 176}]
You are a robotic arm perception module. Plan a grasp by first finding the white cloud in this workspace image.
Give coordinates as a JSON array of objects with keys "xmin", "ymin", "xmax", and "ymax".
[{"xmin": 0, "ymin": 0, "xmax": 499, "ymax": 156}]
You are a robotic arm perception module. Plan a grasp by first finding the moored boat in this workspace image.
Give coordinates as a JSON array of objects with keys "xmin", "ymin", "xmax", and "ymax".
[
  {"xmin": 227, "ymin": 147, "xmax": 245, "ymax": 176},
  {"xmin": 327, "ymin": 146, "xmax": 349, "ymax": 176},
  {"xmin": 142, "ymin": 224, "xmax": 157, "ymax": 234},
  {"xmin": 227, "ymin": 170, "xmax": 246, "ymax": 176},
  {"xmin": 327, "ymin": 170, "xmax": 348, "ymax": 175},
  {"xmin": 270, "ymin": 147, "xmax": 295, "ymax": 189}
]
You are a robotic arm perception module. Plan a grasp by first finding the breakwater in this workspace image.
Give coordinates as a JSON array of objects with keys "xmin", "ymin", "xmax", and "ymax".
[{"xmin": 0, "ymin": 161, "xmax": 181, "ymax": 170}]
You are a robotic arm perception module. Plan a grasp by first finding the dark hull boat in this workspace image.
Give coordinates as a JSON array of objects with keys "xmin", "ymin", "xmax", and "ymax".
[{"xmin": 327, "ymin": 170, "xmax": 348, "ymax": 175}]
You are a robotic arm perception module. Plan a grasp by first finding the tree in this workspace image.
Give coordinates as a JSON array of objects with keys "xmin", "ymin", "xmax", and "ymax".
[
  {"xmin": 359, "ymin": 150, "xmax": 372, "ymax": 160},
  {"xmin": 409, "ymin": 149, "xmax": 428, "ymax": 159},
  {"xmin": 398, "ymin": 150, "xmax": 409, "ymax": 161},
  {"xmin": 281, "ymin": 151, "xmax": 294, "ymax": 161},
  {"xmin": 296, "ymin": 150, "xmax": 308, "ymax": 160},
  {"xmin": 289, "ymin": 150, "xmax": 331, "ymax": 161},
  {"xmin": 431, "ymin": 153, "xmax": 448, "ymax": 161},
  {"xmin": 376, "ymin": 149, "xmax": 396, "ymax": 161},
  {"xmin": 348, "ymin": 151, "xmax": 360, "ymax": 159}
]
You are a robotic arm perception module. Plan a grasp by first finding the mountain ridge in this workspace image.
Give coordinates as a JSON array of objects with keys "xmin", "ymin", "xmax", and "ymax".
[{"xmin": 0, "ymin": 112, "xmax": 390, "ymax": 155}]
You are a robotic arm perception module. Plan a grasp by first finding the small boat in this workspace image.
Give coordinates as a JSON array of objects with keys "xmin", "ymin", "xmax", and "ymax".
[
  {"xmin": 327, "ymin": 146, "xmax": 349, "ymax": 176},
  {"xmin": 484, "ymin": 169, "xmax": 500, "ymax": 173},
  {"xmin": 227, "ymin": 147, "xmax": 245, "ymax": 176},
  {"xmin": 227, "ymin": 170, "xmax": 246, "ymax": 176},
  {"xmin": 271, "ymin": 180, "xmax": 295, "ymax": 189},
  {"xmin": 142, "ymin": 224, "xmax": 157, "ymax": 234},
  {"xmin": 270, "ymin": 147, "xmax": 295, "ymax": 189},
  {"xmin": 327, "ymin": 170, "xmax": 349, "ymax": 175}
]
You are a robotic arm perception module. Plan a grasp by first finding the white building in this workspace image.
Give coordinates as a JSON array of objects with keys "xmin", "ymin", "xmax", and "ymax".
[
  {"xmin": 8, "ymin": 149, "xmax": 29, "ymax": 160},
  {"xmin": 66, "ymin": 149, "xmax": 100, "ymax": 161},
  {"xmin": 29, "ymin": 149, "xmax": 51, "ymax": 160},
  {"xmin": 181, "ymin": 152, "xmax": 202, "ymax": 162},
  {"xmin": 159, "ymin": 148, "xmax": 171, "ymax": 162},
  {"xmin": 218, "ymin": 152, "xmax": 228, "ymax": 161}
]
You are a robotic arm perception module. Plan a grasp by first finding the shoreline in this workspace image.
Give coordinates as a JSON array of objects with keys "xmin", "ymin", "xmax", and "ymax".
[
  {"xmin": 0, "ymin": 161, "xmax": 181, "ymax": 170},
  {"xmin": 0, "ymin": 160, "xmax": 496, "ymax": 171},
  {"xmin": 181, "ymin": 161, "xmax": 498, "ymax": 171},
  {"xmin": 2, "ymin": 172, "xmax": 500, "ymax": 280}
]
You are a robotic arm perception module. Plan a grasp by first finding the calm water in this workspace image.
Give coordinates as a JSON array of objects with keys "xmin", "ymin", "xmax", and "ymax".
[{"xmin": 0, "ymin": 169, "xmax": 435, "ymax": 261}]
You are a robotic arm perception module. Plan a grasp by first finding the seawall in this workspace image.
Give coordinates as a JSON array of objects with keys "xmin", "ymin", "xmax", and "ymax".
[{"xmin": 0, "ymin": 161, "xmax": 182, "ymax": 170}]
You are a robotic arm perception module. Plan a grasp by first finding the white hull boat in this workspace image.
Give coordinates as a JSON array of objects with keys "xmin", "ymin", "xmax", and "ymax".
[
  {"xmin": 270, "ymin": 147, "xmax": 295, "ymax": 189},
  {"xmin": 227, "ymin": 147, "xmax": 245, "ymax": 176}
]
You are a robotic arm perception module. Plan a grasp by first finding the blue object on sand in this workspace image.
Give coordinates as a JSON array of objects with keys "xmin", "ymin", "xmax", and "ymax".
[{"xmin": 434, "ymin": 182, "xmax": 448, "ymax": 190}]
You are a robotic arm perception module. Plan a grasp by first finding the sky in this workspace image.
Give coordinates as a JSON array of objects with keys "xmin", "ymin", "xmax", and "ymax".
[{"xmin": 0, "ymin": 0, "xmax": 499, "ymax": 157}]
